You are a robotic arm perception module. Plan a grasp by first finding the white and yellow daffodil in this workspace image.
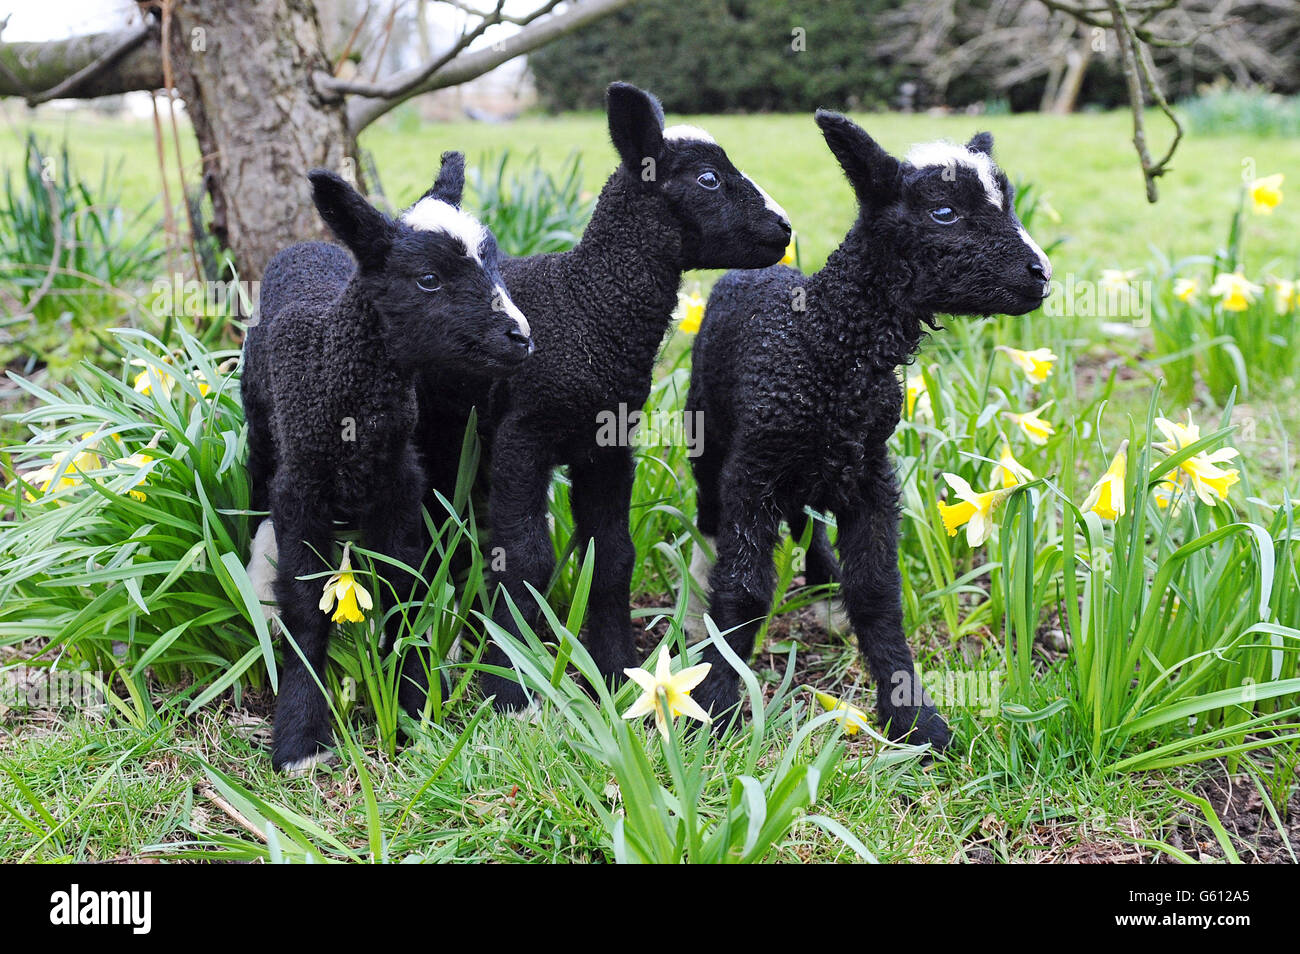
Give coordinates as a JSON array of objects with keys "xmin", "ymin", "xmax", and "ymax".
[
  {"xmin": 622, "ymin": 650, "xmax": 712, "ymax": 739},
  {"xmin": 678, "ymin": 288, "xmax": 706, "ymax": 334},
  {"xmin": 1154, "ymin": 414, "xmax": 1240, "ymax": 506},
  {"xmin": 811, "ymin": 689, "xmax": 871, "ymax": 736},
  {"xmin": 1002, "ymin": 400, "xmax": 1055, "ymax": 446},
  {"xmin": 992, "ymin": 443, "xmax": 1034, "ymax": 489},
  {"xmin": 1209, "ymin": 271, "xmax": 1263, "ymax": 312},
  {"xmin": 996, "ymin": 345, "xmax": 1057, "ymax": 384},
  {"xmin": 1081, "ymin": 441, "xmax": 1128, "ymax": 521},
  {"xmin": 1247, "ymin": 173, "xmax": 1283, "ymax": 215},
  {"xmin": 936, "ymin": 472, "xmax": 1015, "ymax": 547}
]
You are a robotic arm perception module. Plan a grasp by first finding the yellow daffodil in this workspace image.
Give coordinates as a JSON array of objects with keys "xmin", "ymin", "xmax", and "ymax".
[
  {"xmin": 996, "ymin": 345, "xmax": 1057, "ymax": 384},
  {"xmin": 780, "ymin": 234, "xmax": 797, "ymax": 267},
  {"xmin": 1002, "ymin": 400, "xmax": 1055, "ymax": 446},
  {"xmin": 622, "ymin": 650, "xmax": 712, "ymax": 739},
  {"xmin": 936, "ymin": 472, "xmax": 1014, "ymax": 547},
  {"xmin": 1099, "ymin": 269, "xmax": 1138, "ymax": 292},
  {"xmin": 1268, "ymin": 277, "xmax": 1295, "ymax": 313},
  {"xmin": 1173, "ymin": 277, "xmax": 1199, "ymax": 303},
  {"xmin": 904, "ymin": 372, "xmax": 932, "ymax": 421},
  {"xmin": 319, "ymin": 570, "xmax": 372, "ymax": 623},
  {"xmin": 133, "ymin": 366, "xmax": 175, "ymax": 398},
  {"xmin": 992, "ymin": 443, "xmax": 1033, "ymax": 489},
  {"xmin": 811, "ymin": 689, "xmax": 871, "ymax": 736},
  {"xmin": 678, "ymin": 289, "xmax": 705, "ymax": 334},
  {"xmin": 1180, "ymin": 452, "xmax": 1240, "ymax": 505},
  {"xmin": 116, "ymin": 452, "xmax": 155, "ymax": 501},
  {"xmin": 1153, "ymin": 477, "xmax": 1182, "ymax": 513},
  {"xmin": 1082, "ymin": 441, "xmax": 1127, "ymax": 521},
  {"xmin": 21, "ymin": 448, "xmax": 102, "ymax": 500},
  {"xmin": 188, "ymin": 369, "xmax": 212, "ymax": 396},
  {"xmin": 1247, "ymin": 173, "xmax": 1283, "ymax": 215},
  {"xmin": 319, "ymin": 545, "xmax": 372, "ymax": 624},
  {"xmin": 1154, "ymin": 413, "xmax": 1240, "ymax": 506},
  {"xmin": 1209, "ymin": 271, "xmax": 1262, "ymax": 312}
]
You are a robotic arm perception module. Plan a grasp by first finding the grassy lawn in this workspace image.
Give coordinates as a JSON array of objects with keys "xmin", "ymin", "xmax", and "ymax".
[
  {"xmin": 7, "ymin": 106, "xmax": 1298, "ymax": 274},
  {"xmin": 1, "ymin": 105, "xmax": 1297, "ymax": 863}
]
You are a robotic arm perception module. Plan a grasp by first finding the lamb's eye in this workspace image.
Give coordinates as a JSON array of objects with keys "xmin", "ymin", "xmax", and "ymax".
[
  {"xmin": 930, "ymin": 207, "xmax": 959, "ymax": 225},
  {"xmin": 416, "ymin": 273, "xmax": 441, "ymax": 292},
  {"xmin": 697, "ymin": 170, "xmax": 720, "ymax": 190}
]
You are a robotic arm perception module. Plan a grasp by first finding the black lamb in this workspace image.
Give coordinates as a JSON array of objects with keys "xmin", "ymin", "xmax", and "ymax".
[
  {"xmin": 414, "ymin": 83, "xmax": 793, "ymax": 708},
  {"xmin": 242, "ymin": 153, "xmax": 532, "ymax": 770},
  {"xmin": 684, "ymin": 111, "xmax": 1053, "ymax": 750}
]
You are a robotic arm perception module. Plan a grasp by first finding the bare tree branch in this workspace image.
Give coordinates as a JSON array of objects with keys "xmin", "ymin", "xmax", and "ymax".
[
  {"xmin": 344, "ymin": 0, "xmax": 636, "ymax": 131},
  {"xmin": 0, "ymin": 26, "xmax": 162, "ymax": 100},
  {"xmin": 23, "ymin": 20, "xmax": 154, "ymax": 105},
  {"xmin": 320, "ymin": 0, "xmax": 563, "ymax": 101}
]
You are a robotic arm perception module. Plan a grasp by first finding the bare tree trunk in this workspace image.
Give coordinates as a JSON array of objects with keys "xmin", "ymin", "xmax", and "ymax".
[
  {"xmin": 1051, "ymin": 33, "xmax": 1093, "ymax": 114},
  {"xmin": 168, "ymin": 0, "xmax": 357, "ymax": 280},
  {"xmin": 0, "ymin": 0, "xmax": 636, "ymax": 275}
]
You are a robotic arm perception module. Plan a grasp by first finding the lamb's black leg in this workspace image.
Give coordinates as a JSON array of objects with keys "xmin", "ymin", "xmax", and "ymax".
[
  {"xmin": 482, "ymin": 418, "xmax": 557, "ymax": 709},
  {"xmin": 270, "ymin": 472, "xmax": 337, "ymax": 770},
  {"xmin": 363, "ymin": 447, "xmax": 441, "ymax": 720},
  {"xmin": 691, "ymin": 466, "xmax": 782, "ymax": 722},
  {"xmin": 835, "ymin": 460, "xmax": 951, "ymax": 751},
  {"xmin": 569, "ymin": 444, "xmax": 638, "ymax": 681}
]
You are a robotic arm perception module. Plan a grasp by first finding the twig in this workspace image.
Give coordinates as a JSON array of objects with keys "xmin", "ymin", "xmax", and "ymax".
[
  {"xmin": 445, "ymin": 0, "xmax": 560, "ymax": 26},
  {"xmin": 344, "ymin": 0, "xmax": 626, "ymax": 131},
  {"xmin": 332, "ymin": 2, "xmax": 372, "ymax": 76},
  {"xmin": 319, "ymin": 0, "xmax": 518, "ymax": 100},
  {"xmin": 149, "ymin": 90, "xmax": 180, "ymax": 278},
  {"xmin": 367, "ymin": 1, "xmax": 401, "ymax": 84},
  {"xmin": 1105, "ymin": 0, "xmax": 1182, "ymax": 202},
  {"xmin": 24, "ymin": 21, "xmax": 153, "ymax": 106},
  {"xmin": 197, "ymin": 782, "xmax": 267, "ymax": 843},
  {"xmin": 159, "ymin": 0, "xmax": 204, "ymax": 283}
]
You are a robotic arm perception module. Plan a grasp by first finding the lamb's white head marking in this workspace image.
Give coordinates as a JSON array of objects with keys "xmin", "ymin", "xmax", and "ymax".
[
  {"xmin": 494, "ymin": 284, "xmax": 530, "ymax": 338},
  {"xmin": 1018, "ymin": 226, "xmax": 1052, "ymax": 281},
  {"xmin": 663, "ymin": 124, "xmax": 716, "ymax": 144},
  {"xmin": 745, "ymin": 175, "xmax": 790, "ymax": 227},
  {"xmin": 904, "ymin": 140, "xmax": 1004, "ymax": 210},
  {"xmin": 401, "ymin": 197, "xmax": 488, "ymax": 263},
  {"xmin": 662, "ymin": 123, "xmax": 790, "ymax": 227}
]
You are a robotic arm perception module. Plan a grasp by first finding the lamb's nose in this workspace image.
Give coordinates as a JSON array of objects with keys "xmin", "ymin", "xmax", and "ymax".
[
  {"xmin": 1029, "ymin": 262, "xmax": 1047, "ymax": 280},
  {"xmin": 507, "ymin": 328, "xmax": 534, "ymax": 354}
]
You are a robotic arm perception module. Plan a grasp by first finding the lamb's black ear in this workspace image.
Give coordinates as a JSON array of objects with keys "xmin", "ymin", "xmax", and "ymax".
[
  {"xmin": 308, "ymin": 169, "xmax": 392, "ymax": 270},
  {"xmin": 423, "ymin": 151, "xmax": 465, "ymax": 208},
  {"xmin": 814, "ymin": 109, "xmax": 901, "ymax": 209},
  {"xmin": 607, "ymin": 82, "xmax": 665, "ymax": 174},
  {"xmin": 967, "ymin": 131, "xmax": 994, "ymax": 156}
]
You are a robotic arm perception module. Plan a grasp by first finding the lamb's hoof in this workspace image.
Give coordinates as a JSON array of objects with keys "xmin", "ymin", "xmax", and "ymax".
[
  {"xmin": 272, "ymin": 736, "xmax": 337, "ymax": 773},
  {"xmin": 882, "ymin": 705, "xmax": 952, "ymax": 755},
  {"xmin": 482, "ymin": 672, "xmax": 532, "ymax": 713},
  {"xmin": 505, "ymin": 699, "xmax": 543, "ymax": 723},
  {"xmin": 680, "ymin": 613, "xmax": 710, "ymax": 645},
  {"xmin": 809, "ymin": 598, "xmax": 851, "ymax": 634},
  {"xmin": 690, "ymin": 671, "xmax": 743, "ymax": 735}
]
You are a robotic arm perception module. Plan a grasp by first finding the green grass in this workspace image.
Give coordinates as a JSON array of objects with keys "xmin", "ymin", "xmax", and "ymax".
[
  {"xmin": 5, "ymin": 108, "xmax": 1297, "ymax": 278},
  {"xmin": 1, "ymin": 106, "xmax": 1298, "ymax": 863}
]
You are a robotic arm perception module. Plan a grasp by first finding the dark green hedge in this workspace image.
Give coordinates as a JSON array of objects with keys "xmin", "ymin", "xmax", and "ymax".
[{"xmin": 530, "ymin": 0, "xmax": 907, "ymax": 114}]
